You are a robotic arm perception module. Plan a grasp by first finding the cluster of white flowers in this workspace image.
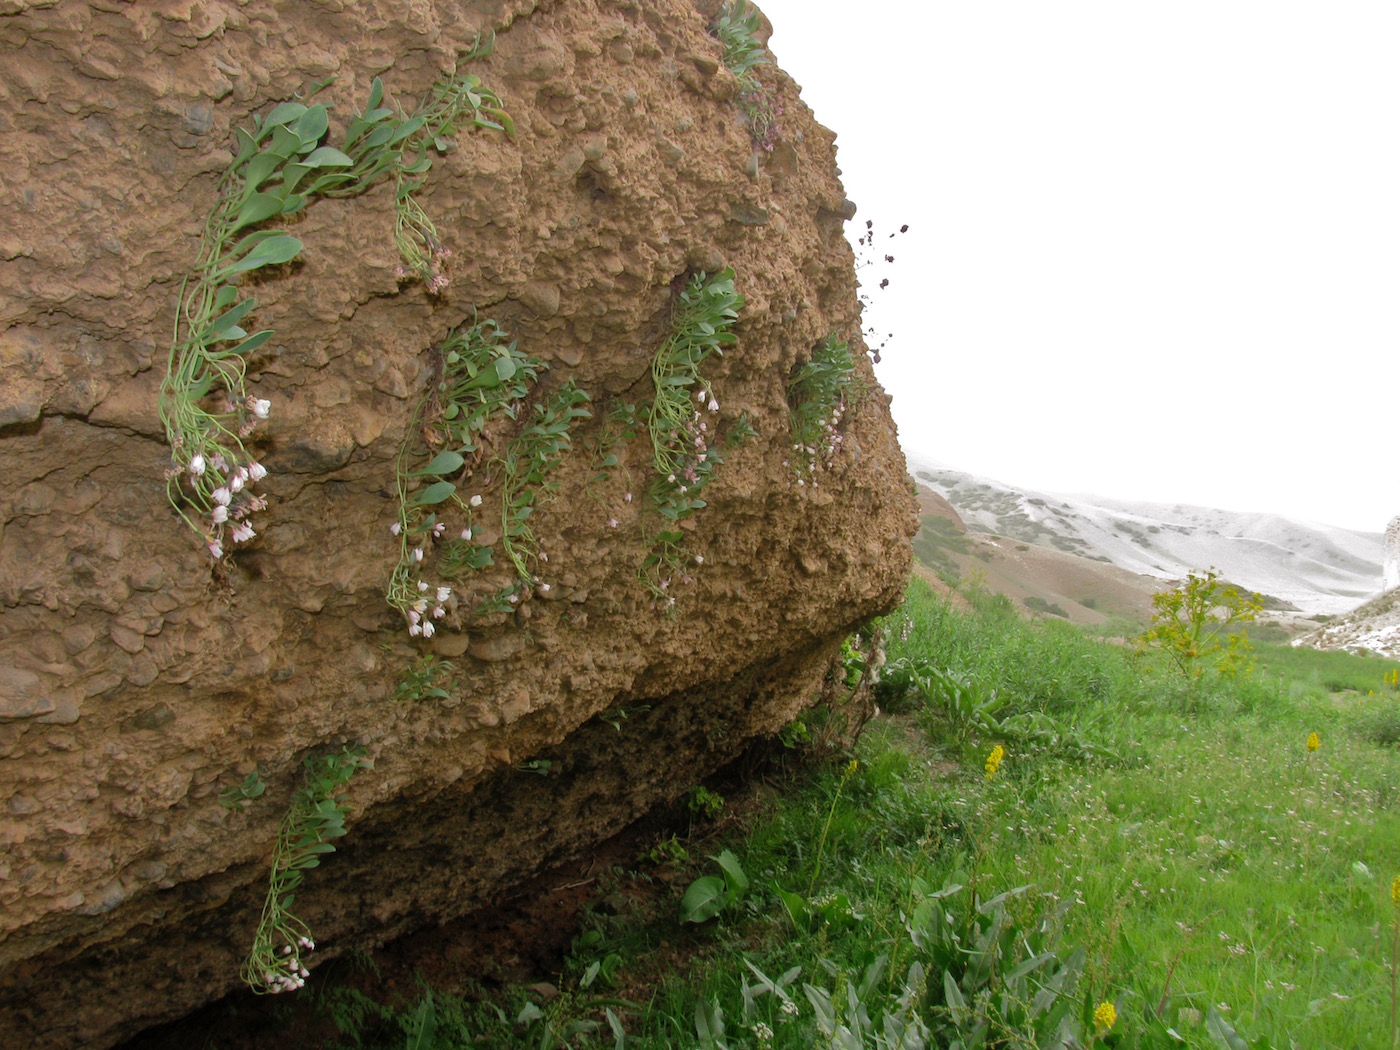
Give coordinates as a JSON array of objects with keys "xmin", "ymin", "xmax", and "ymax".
[
  {"xmin": 262, "ymin": 936, "xmax": 314, "ymax": 994},
  {"xmin": 195, "ymin": 453, "xmax": 270, "ymax": 560},
  {"xmin": 791, "ymin": 400, "xmax": 845, "ymax": 489},
  {"xmin": 406, "ymin": 581, "xmax": 453, "ymax": 637}
]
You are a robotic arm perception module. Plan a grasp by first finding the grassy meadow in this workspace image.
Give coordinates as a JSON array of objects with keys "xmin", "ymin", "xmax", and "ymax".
[{"xmin": 287, "ymin": 577, "xmax": 1400, "ymax": 1050}]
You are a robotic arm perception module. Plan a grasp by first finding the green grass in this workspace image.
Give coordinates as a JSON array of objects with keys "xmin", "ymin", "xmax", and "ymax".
[{"xmin": 288, "ymin": 577, "xmax": 1400, "ymax": 1049}]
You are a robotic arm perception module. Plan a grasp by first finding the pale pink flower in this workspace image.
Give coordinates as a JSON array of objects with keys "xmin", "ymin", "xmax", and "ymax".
[
  {"xmin": 207, "ymin": 540, "xmax": 224, "ymax": 559},
  {"xmin": 231, "ymin": 522, "xmax": 256, "ymax": 543},
  {"xmin": 249, "ymin": 398, "xmax": 271, "ymax": 419},
  {"xmin": 432, "ymin": 522, "xmax": 445, "ymax": 538},
  {"xmin": 709, "ymin": 399, "xmax": 719, "ymax": 413},
  {"xmin": 607, "ymin": 517, "xmax": 618, "ymax": 528},
  {"xmin": 409, "ymin": 622, "xmax": 422, "ymax": 637},
  {"xmin": 539, "ymin": 583, "xmax": 551, "ymax": 593},
  {"xmin": 412, "ymin": 547, "xmax": 424, "ymax": 562},
  {"xmin": 211, "ymin": 505, "xmax": 228, "ymax": 524},
  {"xmin": 421, "ymin": 620, "xmax": 436, "ymax": 637},
  {"xmin": 189, "ymin": 454, "xmax": 206, "ymax": 477},
  {"xmin": 248, "ymin": 461, "xmax": 268, "ymax": 482},
  {"xmin": 436, "ymin": 586, "xmax": 451, "ymax": 603},
  {"xmin": 432, "ymin": 605, "xmax": 445, "ymax": 619},
  {"xmin": 213, "ymin": 487, "xmax": 232, "ymax": 506},
  {"xmin": 229, "ymin": 474, "xmax": 244, "ymax": 493},
  {"xmin": 469, "ymin": 494, "xmax": 483, "ymax": 508},
  {"xmin": 407, "ymin": 609, "xmax": 421, "ymax": 625},
  {"xmin": 390, "ymin": 522, "xmax": 402, "ymax": 536},
  {"xmin": 460, "ymin": 527, "xmax": 472, "ymax": 540},
  {"xmin": 624, "ymin": 492, "xmax": 633, "ymax": 503},
  {"xmin": 417, "ymin": 580, "xmax": 429, "ymax": 592},
  {"xmin": 695, "ymin": 555, "xmax": 704, "ymax": 565}
]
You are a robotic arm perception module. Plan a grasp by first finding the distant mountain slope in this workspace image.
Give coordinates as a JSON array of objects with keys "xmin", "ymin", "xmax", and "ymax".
[{"xmin": 908, "ymin": 458, "xmax": 1383, "ymax": 616}]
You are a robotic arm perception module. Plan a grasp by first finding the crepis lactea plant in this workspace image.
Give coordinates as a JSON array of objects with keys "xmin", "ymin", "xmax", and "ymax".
[{"xmin": 160, "ymin": 39, "xmax": 511, "ymax": 560}]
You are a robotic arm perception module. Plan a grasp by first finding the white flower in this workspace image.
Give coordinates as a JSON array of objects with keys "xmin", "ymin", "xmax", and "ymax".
[
  {"xmin": 539, "ymin": 583, "xmax": 551, "ymax": 593},
  {"xmin": 189, "ymin": 454, "xmax": 206, "ymax": 476},
  {"xmin": 250, "ymin": 398, "xmax": 271, "ymax": 419},
  {"xmin": 432, "ymin": 522, "xmax": 445, "ymax": 537},
  {"xmin": 607, "ymin": 517, "xmax": 618, "ymax": 528},
  {"xmin": 407, "ymin": 609, "xmax": 421, "ymax": 625},
  {"xmin": 695, "ymin": 555, "xmax": 704, "ymax": 565},
  {"xmin": 212, "ymin": 487, "xmax": 232, "ymax": 506},
  {"xmin": 248, "ymin": 461, "xmax": 268, "ymax": 482},
  {"xmin": 417, "ymin": 580, "xmax": 429, "ymax": 592},
  {"xmin": 421, "ymin": 620, "xmax": 435, "ymax": 638},
  {"xmin": 697, "ymin": 389, "xmax": 708, "ymax": 402},
  {"xmin": 390, "ymin": 522, "xmax": 402, "ymax": 536},
  {"xmin": 207, "ymin": 540, "xmax": 224, "ymax": 559},
  {"xmin": 436, "ymin": 586, "xmax": 451, "ymax": 603},
  {"xmin": 709, "ymin": 399, "xmax": 719, "ymax": 413},
  {"xmin": 469, "ymin": 494, "xmax": 483, "ymax": 507},
  {"xmin": 412, "ymin": 599, "xmax": 427, "ymax": 615},
  {"xmin": 231, "ymin": 522, "xmax": 256, "ymax": 543},
  {"xmin": 624, "ymin": 492, "xmax": 632, "ymax": 502},
  {"xmin": 211, "ymin": 505, "xmax": 228, "ymax": 524},
  {"xmin": 460, "ymin": 528, "xmax": 472, "ymax": 540},
  {"xmin": 229, "ymin": 473, "xmax": 244, "ymax": 493},
  {"xmin": 507, "ymin": 594, "xmax": 519, "ymax": 604},
  {"xmin": 432, "ymin": 605, "xmax": 445, "ymax": 618},
  {"xmin": 412, "ymin": 547, "xmax": 424, "ymax": 562},
  {"xmin": 409, "ymin": 622, "xmax": 422, "ymax": 637}
]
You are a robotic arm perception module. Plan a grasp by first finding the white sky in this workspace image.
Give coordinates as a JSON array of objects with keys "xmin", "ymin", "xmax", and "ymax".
[{"xmin": 755, "ymin": 1, "xmax": 1398, "ymax": 532}]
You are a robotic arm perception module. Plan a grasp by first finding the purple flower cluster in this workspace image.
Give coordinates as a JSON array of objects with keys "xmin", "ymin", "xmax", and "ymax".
[{"xmin": 738, "ymin": 83, "xmax": 784, "ymax": 153}]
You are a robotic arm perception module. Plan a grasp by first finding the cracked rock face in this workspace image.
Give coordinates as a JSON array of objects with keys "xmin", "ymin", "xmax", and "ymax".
[{"xmin": 0, "ymin": 1, "xmax": 916, "ymax": 1046}]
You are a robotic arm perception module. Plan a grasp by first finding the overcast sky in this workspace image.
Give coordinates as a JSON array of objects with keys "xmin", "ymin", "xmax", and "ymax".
[{"xmin": 753, "ymin": 1, "xmax": 1397, "ymax": 532}]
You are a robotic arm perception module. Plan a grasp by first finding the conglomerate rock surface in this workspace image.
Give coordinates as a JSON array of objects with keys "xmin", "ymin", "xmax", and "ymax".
[{"xmin": 0, "ymin": 1, "xmax": 916, "ymax": 1046}]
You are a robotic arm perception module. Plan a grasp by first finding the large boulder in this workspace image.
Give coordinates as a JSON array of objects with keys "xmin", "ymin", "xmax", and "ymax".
[{"xmin": 0, "ymin": 1, "xmax": 916, "ymax": 1046}]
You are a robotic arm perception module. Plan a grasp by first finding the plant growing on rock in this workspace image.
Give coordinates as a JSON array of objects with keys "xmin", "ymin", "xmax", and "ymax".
[
  {"xmin": 386, "ymin": 318, "xmax": 539, "ymax": 635},
  {"xmin": 710, "ymin": 1, "xmax": 783, "ymax": 152},
  {"xmin": 161, "ymin": 43, "xmax": 511, "ymax": 558},
  {"xmin": 787, "ymin": 334, "xmax": 858, "ymax": 486},
  {"xmin": 497, "ymin": 381, "xmax": 592, "ymax": 589},
  {"xmin": 241, "ymin": 746, "xmax": 368, "ymax": 995},
  {"xmin": 641, "ymin": 269, "xmax": 744, "ymax": 603}
]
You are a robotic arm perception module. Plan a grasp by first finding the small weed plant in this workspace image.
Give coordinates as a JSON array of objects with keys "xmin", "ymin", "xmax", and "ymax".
[
  {"xmin": 161, "ymin": 42, "xmax": 511, "ymax": 557},
  {"xmin": 786, "ymin": 334, "xmax": 857, "ymax": 487},
  {"xmin": 709, "ymin": 1, "xmax": 783, "ymax": 152},
  {"xmin": 241, "ymin": 746, "xmax": 368, "ymax": 995},
  {"xmin": 497, "ymin": 382, "xmax": 592, "ymax": 589},
  {"xmin": 641, "ymin": 269, "xmax": 744, "ymax": 604},
  {"xmin": 386, "ymin": 317, "xmax": 540, "ymax": 635}
]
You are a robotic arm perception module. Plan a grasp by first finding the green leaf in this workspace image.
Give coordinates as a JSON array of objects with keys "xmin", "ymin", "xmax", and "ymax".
[
  {"xmin": 417, "ymin": 450, "xmax": 465, "ymax": 476},
  {"xmin": 243, "ymin": 151, "xmax": 282, "ymax": 190},
  {"xmin": 292, "ymin": 104, "xmax": 329, "ymax": 146},
  {"xmin": 406, "ymin": 995, "xmax": 437, "ymax": 1050},
  {"xmin": 226, "ymin": 329, "xmax": 274, "ymax": 358},
  {"xmin": 1204, "ymin": 1008, "xmax": 1252, "ymax": 1050},
  {"xmin": 774, "ymin": 884, "xmax": 810, "ymax": 929},
  {"xmin": 367, "ymin": 77, "xmax": 384, "ymax": 112},
  {"xmin": 202, "ymin": 298, "xmax": 256, "ymax": 340},
  {"xmin": 263, "ymin": 101, "xmax": 308, "ymax": 129},
  {"xmin": 494, "ymin": 356, "xmax": 517, "ymax": 383},
  {"xmin": 220, "ymin": 234, "xmax": 303, "ymax": 276},
  {"xmin": 304, "ymin": 145, "xmax": 354, "ymax": 168},
  {"xmin": 213, "ymin": 285, "xmax": 240, "ymax": 311},
  {"xmin": 711, "ymin": 850, "xmax": 749, "ymax": 897},
  {"xmin": 415, "ymin": 481, "xmax": 456, "ymax": 506},
  {"xmin": 679, "ymin": 875, "xmax": 728, "ymax": 924}
]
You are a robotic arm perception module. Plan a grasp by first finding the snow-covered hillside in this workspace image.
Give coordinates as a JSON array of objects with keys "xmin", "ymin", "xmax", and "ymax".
[{"xmin": 907, "ymin": 457, "xmax": 1383, "ymax": 615}]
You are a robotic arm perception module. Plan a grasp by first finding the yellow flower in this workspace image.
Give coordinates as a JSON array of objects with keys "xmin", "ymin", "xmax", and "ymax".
[
  {"xmin": 1391, "ymin": 874, "xmax": 1400, "ymax": 908},
  {"xmin": 1306, "ymin": 732, "xmax": 1320, "ymax": 752},
  {"xmin": 1093, "ymin": 1000, "xmax": 1117, "ymax": 1031},
  {"xmin": 984, "ymin": 744, "xmax": 1005, "ymax": 780},
  {"xmin": 845, "ymin": 759, "xmax": 859, "ymax": 777}
]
